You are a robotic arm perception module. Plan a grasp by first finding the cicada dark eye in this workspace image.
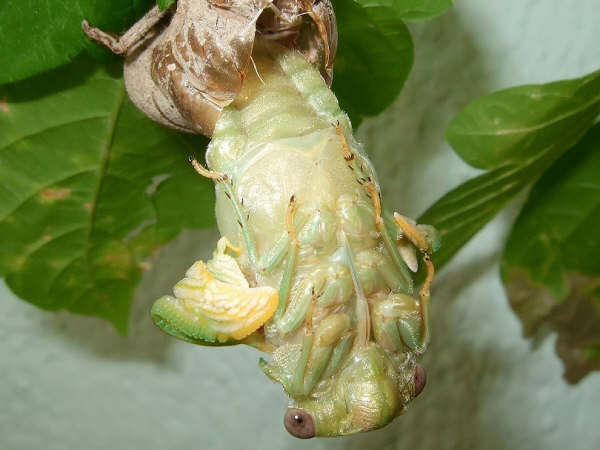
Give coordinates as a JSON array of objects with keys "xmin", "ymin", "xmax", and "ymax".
[
  {"xmin": 414, "ymin": 364, "xmax": 427, "ymax": 397},
  {"xmin": 284, "ymin": 408, "xmax": 315, "ymax": 439}
]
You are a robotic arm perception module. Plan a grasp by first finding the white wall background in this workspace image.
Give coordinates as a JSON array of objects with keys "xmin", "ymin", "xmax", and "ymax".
[{"xmin": 2, "ymin": 1, "xmax": 600, "ymax": 449}]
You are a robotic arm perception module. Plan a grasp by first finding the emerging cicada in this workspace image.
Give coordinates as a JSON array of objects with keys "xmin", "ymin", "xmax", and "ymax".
[{"xmin": 84, "ymin": 0, "xmax": 439, "ymax": 438}]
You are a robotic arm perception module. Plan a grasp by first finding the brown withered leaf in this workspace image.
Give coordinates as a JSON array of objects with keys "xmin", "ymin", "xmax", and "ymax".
[
  {"xmin": 505, "ymin": 271, "xmax": 600, "ymax": 383},
  {"xmin": 501, "ymin": 124, "xmax": 600, "ymax": 384}
]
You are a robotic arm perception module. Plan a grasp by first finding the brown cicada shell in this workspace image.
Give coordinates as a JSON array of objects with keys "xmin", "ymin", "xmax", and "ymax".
[{"xmin": 84, "ymin": 0, "xmax": 337, "ymax": 136}]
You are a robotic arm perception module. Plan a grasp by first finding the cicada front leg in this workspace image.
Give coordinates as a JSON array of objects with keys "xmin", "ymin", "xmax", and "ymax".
[
  {"xmin": 274, "ymin": 262, "xmax": 352, "ymax": 334},
  {"xmin": 334, "ymin": 127, "xmax": 415, "ymax": 293},
  {"xmin": 272, "ymin": 198, "xmax": 343, "ymax": 330},
  {"xmin": 189, "ymin": 156, "xmax": 260, "ymax": 267},
  {"xmin": 371, "ymin": 292, "xmax": 428, "ymax": 354},
  {"xmin": 371, "ymin": 216, "xmax": 438, "ymax": 354},
  {"xmin": 263, "ymin": 259, "xmax": 357, "ymax": 396},
  {"xmin": 260, "ymin": 312, "xmax": 355, "ymax": 397}
]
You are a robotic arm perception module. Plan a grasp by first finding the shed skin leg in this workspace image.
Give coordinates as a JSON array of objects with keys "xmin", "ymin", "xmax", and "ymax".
[{"xmin": 82, "ymin": 5, "xmax": 172, "ymax": 55}]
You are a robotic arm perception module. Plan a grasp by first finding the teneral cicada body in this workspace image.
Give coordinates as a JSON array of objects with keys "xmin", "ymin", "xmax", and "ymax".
[
  {"xmin": 152, "ymin": 42, "xmax": 439, "ymax": 437},
  {"xmin": 83, "ymin": 1, "xmax": 439, "ymax": 438}
]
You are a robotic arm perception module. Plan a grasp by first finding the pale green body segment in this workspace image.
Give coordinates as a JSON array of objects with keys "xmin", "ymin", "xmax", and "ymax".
[{"xmin": 151, "ymin": 42, "xmax": 438, "ymax": 437}]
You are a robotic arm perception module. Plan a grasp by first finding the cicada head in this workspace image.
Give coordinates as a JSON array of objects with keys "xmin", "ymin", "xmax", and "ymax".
[{"xmin": 283, "ymin": 344, "xmax": 426, "ymax": 438}]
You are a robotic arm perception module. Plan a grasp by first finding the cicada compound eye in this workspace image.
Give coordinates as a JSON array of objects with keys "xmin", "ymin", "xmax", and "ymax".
[
  {"xmin": 414, "ymin": 364, "xmax": 427, "ymax": 397},
  {"xmin": 284, "ymin": 408, "xmax": 315, "ymax": 439}
]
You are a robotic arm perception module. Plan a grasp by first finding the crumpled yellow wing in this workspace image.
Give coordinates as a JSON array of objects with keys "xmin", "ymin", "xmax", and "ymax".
[{"xmin": 151, "ymin": 238, "xmax": 278, "ymax": 344}]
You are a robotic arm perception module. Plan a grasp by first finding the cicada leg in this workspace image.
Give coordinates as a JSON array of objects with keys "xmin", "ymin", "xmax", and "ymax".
[
  {"xmin": 260, "ymin": 313, "xmax": 354, "ymax": 396},
  {"xmin": 274, "ymin": 258, "xmax": 359, "ymax": 336},
  {"xmin": 393, "ymin": 212, "xmax": 441, "ymax": 256},
  {"xmin": 371, "ymin": 216, "xmax": 438, "ymax": 354},
  {"xmin": 260, "ymin": 230, "xmax": 292, "ymax": 274},
  {"xmin": 371, "ymin": 255, "xmax": 434, "ymax": 354},
  {"xmin": 298, "ymin": 313, "xmax": 353, "ymax": 395},
  {"xmin": 283, "ymin": 239, "xmax": 416, "ymax": 391},
  {"xmin": 273, "ymin": 195, "xmax": 299, "ymax": 322},
  {"xmin": 371, "ymin": 292, "xmax": 425, "ymax": 353},
  {"xmin": 275, "ymin": 268, "xmax": 326, "ymax": 334},
  {"xmin": 82, "ymin": 4, "xmax": 172, "ymax": 55},
  {"xmin": 189, "ymin": 156, "xmax": 259, "ymax": 267},
  {"xmin": 272, "ymin": 200, "xmax": 343, "ymax": 325},
  {"xmin": 334, "ymin": 127, "xmax": 413, "ymax": 293}
]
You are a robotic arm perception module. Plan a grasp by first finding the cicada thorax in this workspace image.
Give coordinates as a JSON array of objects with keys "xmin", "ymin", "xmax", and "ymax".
[{"xmin": 206, "ymin": 40, "xmax": 357, "ymax": 274}]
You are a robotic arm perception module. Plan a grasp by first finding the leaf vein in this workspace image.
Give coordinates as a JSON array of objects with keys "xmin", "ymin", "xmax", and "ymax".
[
  {"xmin": 84, "ymin": 86, "xmax": 127, "ymax": 295},
  {"xmin": 452, "ymin": 95, "xmax": 600, "ymax": 137},
  {"xmin": 0, "ymin": 115, "xmax": 110, "ymax": 152}
]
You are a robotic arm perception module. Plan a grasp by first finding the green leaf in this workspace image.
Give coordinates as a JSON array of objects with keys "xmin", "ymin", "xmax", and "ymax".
[
  {"xmin": 419, "ymin": 155, "xmax": 553, "ymax": 269},
  {"xmin": 501, "ymin": 124, "xmax": 600, "ymax": 383},
  {"xmin": 333, "ymin": 0, "xmax": 414, "ymax": 127},
  {"xmin": 356, "ymin": 0, "xmax": 452, "ymax": 21},
  {"xmin": 0, "ymin": 57, "xmax": 214, "ymax": 333},
  {"xmin": 421, "ymin": 70, "xmax": 600, "ymax": 269},
  {"xmin": 447, "ymin": 70, "xmax": 600, "ymax": 170},
  {"xmin": 0, "ymin": 0, "xmax": 155, "ymax": 85},
  {"xmin": 420, "ymin": 165, "xmax": 526, "ymax": 269},
  {"xmin": 157, "ymin": 0, "xmax": 176, "ymax": 10}
]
